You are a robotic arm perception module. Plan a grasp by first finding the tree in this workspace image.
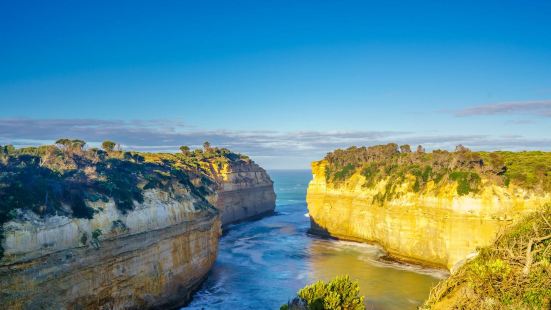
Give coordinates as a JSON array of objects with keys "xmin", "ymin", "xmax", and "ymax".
[
  {"xmin": 55, "ymin": 138, "xmax": 71, "ymax": 148},
  {"xmin": 455, "ymin": 144, "xmax": 470, "ymax": 153},
  {"xmin": 102, "ymin": 140, "xmax": 116, "ymax": 152},
  {"xmin": 203, "ymin": 141, "xmax": 211, "ymax": 151},
  {"xmin": 91, "ymin": 229, "xmax": 102, "ymax": 249},
  {"xmin": 55, "ymin": 138, "xmax": 85, "ymax": 151},
  {"xmin": 179, "ymin": 145, "xmax": 190, "ymax": 155},
  {"xmin": 400, "ymin": 144, "xmax": 412, "ymax": 153},
  {"xmin": 0, "ymin": 144, "xmax": 15, "ymax": 158},
  {"xmin": 193, "ymin": 148, "xmax": 204, "ymax": 160},
  {"xmin": 416, "ymin": 145, "xmax": 425, "ymax": 153},
  {"xmin": 70, "ymin": 139, "xmax": 86, "ymax": 151}
]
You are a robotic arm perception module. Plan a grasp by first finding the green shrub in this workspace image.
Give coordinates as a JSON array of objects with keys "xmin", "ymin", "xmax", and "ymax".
[
  {"xmin": 91, "ymin": 229, "xmax": 102, "ymax": 249},
  {"xmin": 423, "ymin": 206, "xmax": 551, "ymax": 309},
  {"xmin": 101, "ymin": 140, "xmax": 116, "ymax": 152},
  {"xmin": 360, "ymin": 163, "xmax": 379, "ymax": 187},
  {"xmin": 449, "ymin": 171, "xmax": 481, "ymax": 195},
  {"xmin": 322, "ymin": 144, "xmax": 551, "ymax": 200},
  {"xmin": 332, "ymin": 164, "xmax": 356, "ymax": 182},
  {"xmin": 281, "ymin": 275, "xmax": 365, "ymax": 310}
]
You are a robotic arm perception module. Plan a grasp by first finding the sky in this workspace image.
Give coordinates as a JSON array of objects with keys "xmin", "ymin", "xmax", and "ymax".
[{"xmin": 1, "ymin": 1, "xmax": 551, "ymax": 169}]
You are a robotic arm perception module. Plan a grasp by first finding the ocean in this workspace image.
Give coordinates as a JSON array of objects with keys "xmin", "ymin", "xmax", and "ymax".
[{"xmin": 185, "ymin": 170, "xmax": 445, "ymax": 309}]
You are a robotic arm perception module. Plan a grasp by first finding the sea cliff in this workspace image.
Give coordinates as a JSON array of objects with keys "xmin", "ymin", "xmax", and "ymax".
[
  {"xmin": 306, "ymin": 144, "xmax": 551, "ymax": 271},
  {"xmin": 0, "ymin": 189, "xmax": 220, "ymax": 309},
  {"xmin": 0, "ymin": 141, "xmax": 275, "ymax": 309},
  {"xmin": 212, "ymin": 160, "xmax": 276, "ymax": 226}
]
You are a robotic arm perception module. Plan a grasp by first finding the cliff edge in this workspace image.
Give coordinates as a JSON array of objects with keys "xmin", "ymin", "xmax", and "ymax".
[
  {"xmin": 0, "ymin": 140, "xmax": 274, "ymax": 309},
  {"xmin": 422, "ymin": 206, "xmax": 550, "ymax": 309},
  {"xmin": 306, "ymin": 144, "xmax": 551, "ymax": 271},
  {"xmin": 211, "ymin": 160, "xmax": 275, "ymax": 226}
]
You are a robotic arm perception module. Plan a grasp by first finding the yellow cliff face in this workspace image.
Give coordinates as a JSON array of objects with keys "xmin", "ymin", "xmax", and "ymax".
[{"xmin": 306, "ymin": 160, "xmax": 550, "ymax": 271}]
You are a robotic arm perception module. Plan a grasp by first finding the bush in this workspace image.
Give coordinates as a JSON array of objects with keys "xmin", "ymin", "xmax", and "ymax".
[
  {"xmin": 332, "ymin": 164, "xmax": 356, "ymax": 182},
  {"xmin": 423, "ymin": 206, "xmax": 551, "ymax": 309},
  {"xmin": 281, "ymin": 275, "xmax": 365, "ymax": 310},
  {"xmin": 449, "ymin": 171, "xmax": 481, "ymax": 195},
  {"xmin": 101, "ymin": 140, "xmax": 116, "ymax": 152},
  {"xmin": 322, "ymin": 144, "xmax": 551, "ymax": 199}
]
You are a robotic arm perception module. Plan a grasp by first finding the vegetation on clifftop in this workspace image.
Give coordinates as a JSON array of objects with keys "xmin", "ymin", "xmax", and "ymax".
[
  {"xmin": 323, "ymin": 143, "xmax": 551, "ymax": 200},
  {"xmin": 281, "ymin": 275, "xmax": 365, "ymax": 310},
  {"xmin": 422, "ymin": 205, "xmax": 551, "ymax": 309},
  {"xmin": 0, "ymin": 139, "xmax": 250, "ymax": 258}
]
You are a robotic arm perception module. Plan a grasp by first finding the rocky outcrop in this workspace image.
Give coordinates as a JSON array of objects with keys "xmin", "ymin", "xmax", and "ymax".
[
  {"xmin": 307, "ymin": 160, "xmax": 550, "ymax": 271},
  {"xmin": 0, "ymin": 189, "xmax": 220, "ymax": 309},
  {"xmin": 0, "ymin": 146, "xmax": 276, "ymax": 309},
  {"xmin": 211, "ymin": 161, "xmax": 276, "ymax": 226}
]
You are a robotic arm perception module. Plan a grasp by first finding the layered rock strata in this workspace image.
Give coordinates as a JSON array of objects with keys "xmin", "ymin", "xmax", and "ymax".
[
  {"xmin": 211, "ymin": 161, "xmax": 276, "ymax": 226},
  {"xmin": 0, "ymin": 152, "xmax": 275, "ymax": 309},
  {"xmin": 0, "ymin": 189, "xmax": 220, "ymax": 309},
  {"xmin": 307, "ymin": 160, "xmax": 550, "ymax": 271}
]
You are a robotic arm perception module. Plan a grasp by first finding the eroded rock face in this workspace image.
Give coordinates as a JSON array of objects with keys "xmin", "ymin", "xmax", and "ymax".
[
  {"xmin": 212, "ymin": 161, "xmax": 276, "ymax": 226},
  {"xmin": 306, "ymin": 161, "xmax": 550, "ymax": 271},
  {"xmin": 0, "ymin": 189, "xmax": 221, "ymax": 309},
  {"xmin": 0, "ymin": 157, "xmax": 276, "ymax": 309}
]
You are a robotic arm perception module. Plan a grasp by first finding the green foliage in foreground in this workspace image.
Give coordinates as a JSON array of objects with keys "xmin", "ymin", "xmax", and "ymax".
[
  {"xmin": 323, "ymin": 144, "xmax": 551, "ymax": 199},
  {"xmin": 281, "ymin": 275, "xmax": 365, "ymax": 310},
  {"xmin": 423, "ymin": 205, "xmax": 551, "ymax": 309}
]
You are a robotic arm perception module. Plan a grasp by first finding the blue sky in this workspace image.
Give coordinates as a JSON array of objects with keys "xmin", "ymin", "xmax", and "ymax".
[{"xmin": 1, "ymin": 1, "xmax": 551, "ymax": 168}]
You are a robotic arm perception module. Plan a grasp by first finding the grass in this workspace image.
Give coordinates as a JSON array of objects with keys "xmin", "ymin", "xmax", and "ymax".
[{"xmin": 422, "ymin": 205, "xmax": 551, "ymax": 309}]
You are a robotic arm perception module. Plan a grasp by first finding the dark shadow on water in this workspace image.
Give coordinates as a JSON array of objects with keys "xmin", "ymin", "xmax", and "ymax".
[
  {"xmin": 221, "ymin": 210, "xmax": 276, "ymax": 235},
  {"xmin": 307, "ymin": 217, "xmax": 332, "ymax": 238}
]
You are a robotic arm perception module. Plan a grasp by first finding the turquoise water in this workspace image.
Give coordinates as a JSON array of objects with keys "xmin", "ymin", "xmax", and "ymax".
[{"xmin": 185, "ymin": 170, "xmax": 445, "ymax": 310}]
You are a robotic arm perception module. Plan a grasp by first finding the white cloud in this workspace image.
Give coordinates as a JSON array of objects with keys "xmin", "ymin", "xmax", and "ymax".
[
  {"xmin": 454, "ymin": 100, "xmax": 551, "ymax": 117},
  {"xmin": 1, "ymin": 118, "xmax": 550, "ymax": 169}
]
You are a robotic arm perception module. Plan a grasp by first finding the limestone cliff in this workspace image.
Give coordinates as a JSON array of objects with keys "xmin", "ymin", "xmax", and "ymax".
[
  {"xmin": 0, "ymin": 189, "xmax": 220, "ymax": 309},
  {"xmin": 0, "ymin": 142, "xmax": 275, "ymax": 309},
  {"xmin": 307, "ymin": 145, "xmax": 551, "ymax": 271},
  {"xmin": 210, "ymin": 160, "xmax": 276, "ymax": 226}
]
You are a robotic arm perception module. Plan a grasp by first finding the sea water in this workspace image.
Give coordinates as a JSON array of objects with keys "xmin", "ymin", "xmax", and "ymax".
[{"xmin": 185, "ymin": 170, "xmax": 445, "ymax": 310}]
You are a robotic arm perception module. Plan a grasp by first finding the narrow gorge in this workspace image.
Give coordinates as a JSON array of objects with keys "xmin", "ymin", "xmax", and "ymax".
[{"xmin": 0, "ymin": 142, "xmax": 275, "ymax": 309}]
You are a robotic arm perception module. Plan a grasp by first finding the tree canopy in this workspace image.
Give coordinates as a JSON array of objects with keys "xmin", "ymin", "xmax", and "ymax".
[
  {"xmin": 322, "ymin": 143, "xmax": 551, "ymax": 198},
  {"xmin": 101, "ymin": 140, "xmax": 116, "ymax": 152}
]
